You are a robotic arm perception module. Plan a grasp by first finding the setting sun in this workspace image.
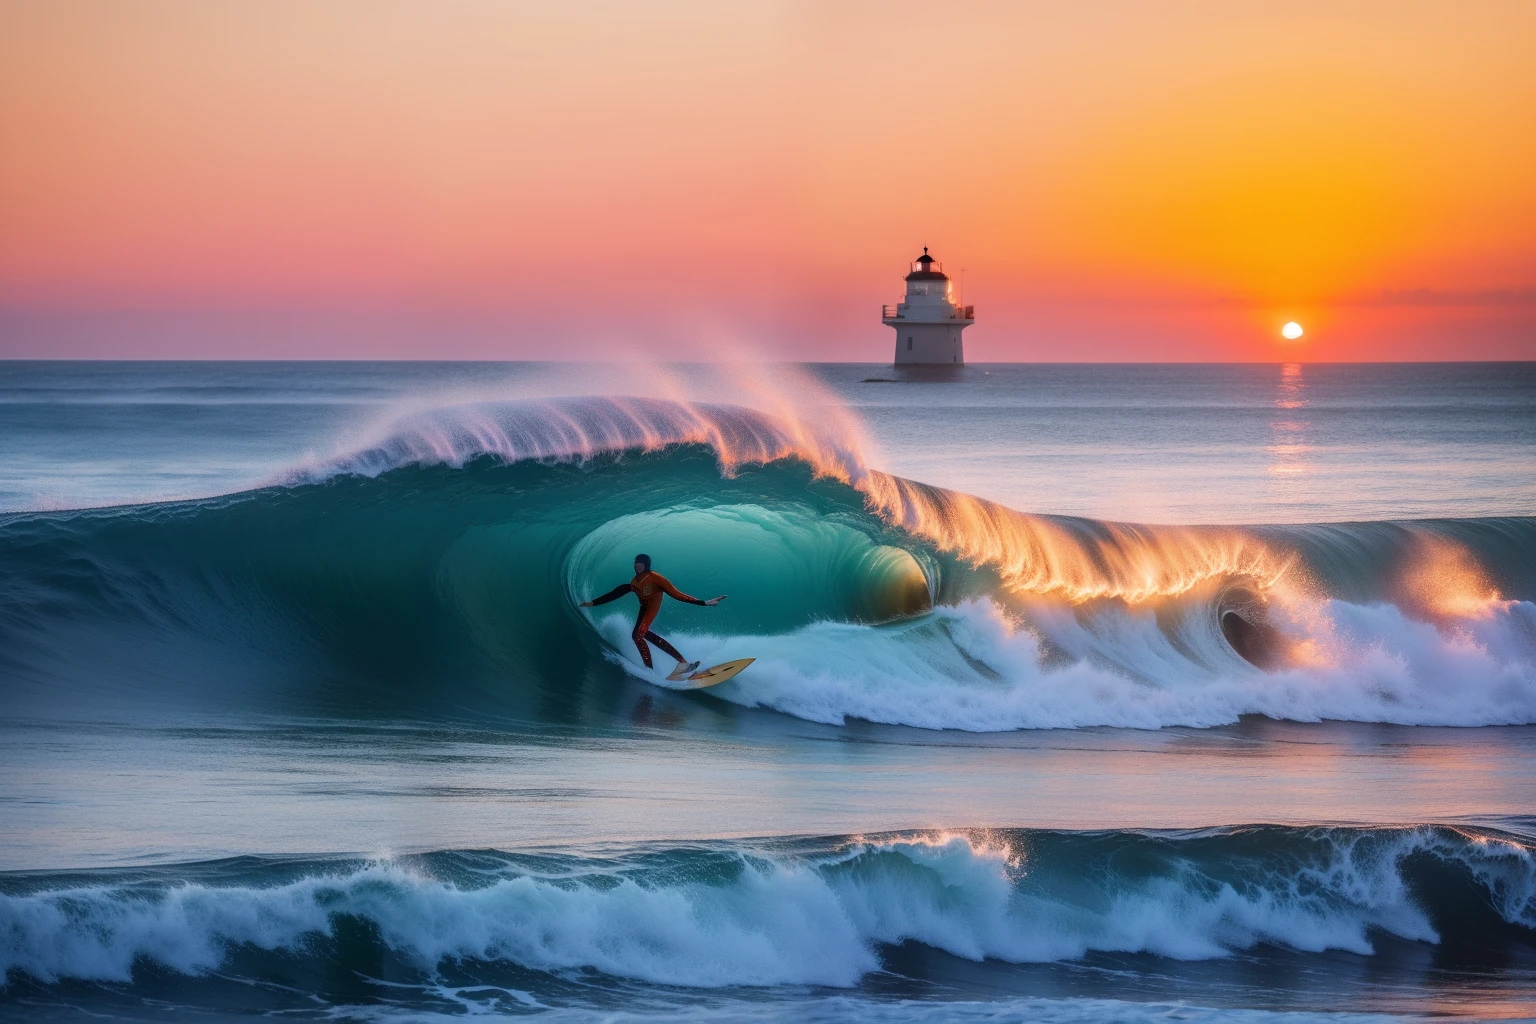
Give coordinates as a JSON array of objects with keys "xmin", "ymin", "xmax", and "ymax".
[{"xmin": 1282, "ymin": 321, "xmax": 1305, "ymax": 340}]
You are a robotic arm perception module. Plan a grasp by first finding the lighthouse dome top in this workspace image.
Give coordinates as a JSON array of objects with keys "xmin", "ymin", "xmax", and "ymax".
[{"xmin": 905, "ymin": 247, "xmax": 949, "ymax": 282}]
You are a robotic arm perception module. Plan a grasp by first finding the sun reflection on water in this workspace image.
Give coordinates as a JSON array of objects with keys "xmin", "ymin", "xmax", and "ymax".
[{"xmin": 1267, "ymin": 362, "xmax": 1313, "ymax": 478}]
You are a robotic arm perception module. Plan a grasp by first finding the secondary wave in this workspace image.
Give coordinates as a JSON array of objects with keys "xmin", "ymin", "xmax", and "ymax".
[
  {"xmin": 0, "ymin": 395, "xmax": 1533, "ymax": 731},
  {"xmin": 2, "ymin": 825, "xmax": 1531, "ymax": 999}
]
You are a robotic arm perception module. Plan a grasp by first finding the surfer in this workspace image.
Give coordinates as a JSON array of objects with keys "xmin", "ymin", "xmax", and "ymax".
[{"xmin": 580, "ymin": 554, "xmax": 726, "ymax": 674}]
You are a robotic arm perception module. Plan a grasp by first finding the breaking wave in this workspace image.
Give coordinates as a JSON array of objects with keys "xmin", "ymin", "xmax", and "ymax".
[
  {"xmin": 0, "ymin": 395, "xmax": 1533, "ymax": 731},
  {"xmin": 2, "ymin": 825, "xmax": 1532, "ymax": 1005}
]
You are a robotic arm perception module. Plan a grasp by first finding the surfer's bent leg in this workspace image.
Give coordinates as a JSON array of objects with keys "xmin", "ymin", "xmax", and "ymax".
[
  {"xmin": 644, "ymin": 630, "xmax": 684, "ymax": 663},
  {"xmin": 632, "ymin": 607, "xmax": 660, "ymax": 668},
  {"xmin": 631, "ymin": 627, "xmax": 652, "ymax": 667}
]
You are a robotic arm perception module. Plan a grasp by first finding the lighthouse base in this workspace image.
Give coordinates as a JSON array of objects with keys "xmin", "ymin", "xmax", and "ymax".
[{"xmin": 891, "ymin": 322, "xmax": 966, "ymax": 365}]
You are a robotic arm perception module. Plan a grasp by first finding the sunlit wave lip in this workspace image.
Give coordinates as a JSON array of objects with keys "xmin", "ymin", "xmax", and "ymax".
[
  {"xmin": 276, "ymin": 394, "xmax": 871, "ymax": 488},
  {"xmin": 117, "ymin": 389, "xmax": 1525, "ymax": 621},
  {"xmin": 278, "ymin": 393, "xmax": 1303, "ymax": 608},
  {"xmin": 58, "ymin": 391, "xmax": 1523, "ymax": 629},
  {"xmin": 859, "ymin": 470, "xmax": 1298, "ymax": 604}
]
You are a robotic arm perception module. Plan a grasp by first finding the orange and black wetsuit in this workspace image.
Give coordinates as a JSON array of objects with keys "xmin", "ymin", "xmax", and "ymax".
[{"xmin": 588, "ymin": 571, "xmax": 707, "ymax": 668}]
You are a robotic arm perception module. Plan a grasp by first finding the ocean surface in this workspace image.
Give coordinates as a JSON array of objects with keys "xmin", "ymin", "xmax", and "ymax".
[{"xmin": 1, "ymin": 360, "xmax": 1534, "ymax": 1022}]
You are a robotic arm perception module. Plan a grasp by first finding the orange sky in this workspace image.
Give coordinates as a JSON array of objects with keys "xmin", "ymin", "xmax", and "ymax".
[{"xmin": 1, "ymin": 0, "xmax": 1533, "ymax": 360}]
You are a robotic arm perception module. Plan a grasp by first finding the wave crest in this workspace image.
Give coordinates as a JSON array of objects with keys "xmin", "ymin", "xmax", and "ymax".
[
  {"xmin": 282, "ymin": 394, "xmax": 872, "ymax": 488},
  {"xmin": 287, "ymin": 394, "xmax": 1298, "ymax": 606},
  {"xmin": 3, "ymin": 826, "xmax": 1531, "ymax": 991}
]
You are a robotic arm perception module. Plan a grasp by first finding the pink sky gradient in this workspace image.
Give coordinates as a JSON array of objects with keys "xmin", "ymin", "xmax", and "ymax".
[{"xmin": 2, "ymin": 1, "xmax": 1533, "ymax": 360}]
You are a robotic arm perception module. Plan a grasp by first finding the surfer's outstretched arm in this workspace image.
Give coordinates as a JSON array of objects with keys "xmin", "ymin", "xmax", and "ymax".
[
  {"xmin": 657, "ymin": 578, "xmax": 726, "ymax": 607},
  {"xmin": 580, "ymin": 583, "xmax": 632, "ymax": 608}
]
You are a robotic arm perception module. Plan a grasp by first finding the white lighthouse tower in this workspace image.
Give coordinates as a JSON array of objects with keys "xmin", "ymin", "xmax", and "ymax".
[{"xmin": 881, "ymin": 248, "xmax": 973, "ymax": 365}]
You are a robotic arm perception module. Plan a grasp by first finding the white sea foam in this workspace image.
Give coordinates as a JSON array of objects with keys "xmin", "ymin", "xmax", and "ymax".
[
  {"xmin": 4, "ymin": 830, "xmax": 1528, "ymax": 989},
  {"xmin": 600, "ymin": 593, "xmax": 1536, "ymax": 731}
]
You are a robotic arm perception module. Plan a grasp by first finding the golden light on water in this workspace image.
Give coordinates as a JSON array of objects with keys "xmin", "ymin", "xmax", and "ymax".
[{"xmin": 1281, "ymin": 321, "xmax": 1305, "ymax": 340}]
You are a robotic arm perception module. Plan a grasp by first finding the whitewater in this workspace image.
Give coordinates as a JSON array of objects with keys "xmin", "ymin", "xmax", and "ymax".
[{"xmin": 1, "ymin": 360, "xmax": 1534, "ymax": 1021}]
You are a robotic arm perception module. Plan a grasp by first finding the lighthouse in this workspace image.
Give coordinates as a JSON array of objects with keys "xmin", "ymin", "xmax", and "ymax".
[{"xmin": 881, "ymin": 248, "xmax": 973, "ymax": 365}]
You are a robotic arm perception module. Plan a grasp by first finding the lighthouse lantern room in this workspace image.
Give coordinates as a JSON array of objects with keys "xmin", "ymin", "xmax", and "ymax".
[{"xmin": 881, "ymin": 248, "xmax": 974, "ymax": 365}]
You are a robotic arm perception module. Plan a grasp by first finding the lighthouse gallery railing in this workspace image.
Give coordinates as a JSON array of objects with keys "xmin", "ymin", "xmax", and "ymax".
[{"xmin": 881, "ymin": 304, "xmax": 974, "ymax": 320}]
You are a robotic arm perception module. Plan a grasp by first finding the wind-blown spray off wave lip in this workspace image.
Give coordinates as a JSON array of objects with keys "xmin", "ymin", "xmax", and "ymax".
[
  {"xmin": 282, "ymin": 394, "xmax": 873, "ymax": 489},
  {"xmin": 1, "ymin": 825, "xmax": 1532, "ymax": 1004},
  {"xmin": 1, "ymin": 394, "xmax": 1534, "ymax": 731},
  {"xmin": 286, "ymin": 395, "xmax": 1294, "ymax": 606}
]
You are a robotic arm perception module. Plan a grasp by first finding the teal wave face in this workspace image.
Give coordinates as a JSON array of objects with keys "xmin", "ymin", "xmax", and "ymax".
[
  {"xmin": 0, "ymin": 447, "xmax": 963, "ymax": 723},
  {"xmin": 0, "ymin": 395, "xmax": 1534, "ymax": 732}
]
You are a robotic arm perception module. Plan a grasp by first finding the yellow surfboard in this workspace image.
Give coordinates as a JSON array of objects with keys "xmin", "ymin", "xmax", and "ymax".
[{"xmin": 670, "ymin": 658, "xmax": 755, "ymax": 689}]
